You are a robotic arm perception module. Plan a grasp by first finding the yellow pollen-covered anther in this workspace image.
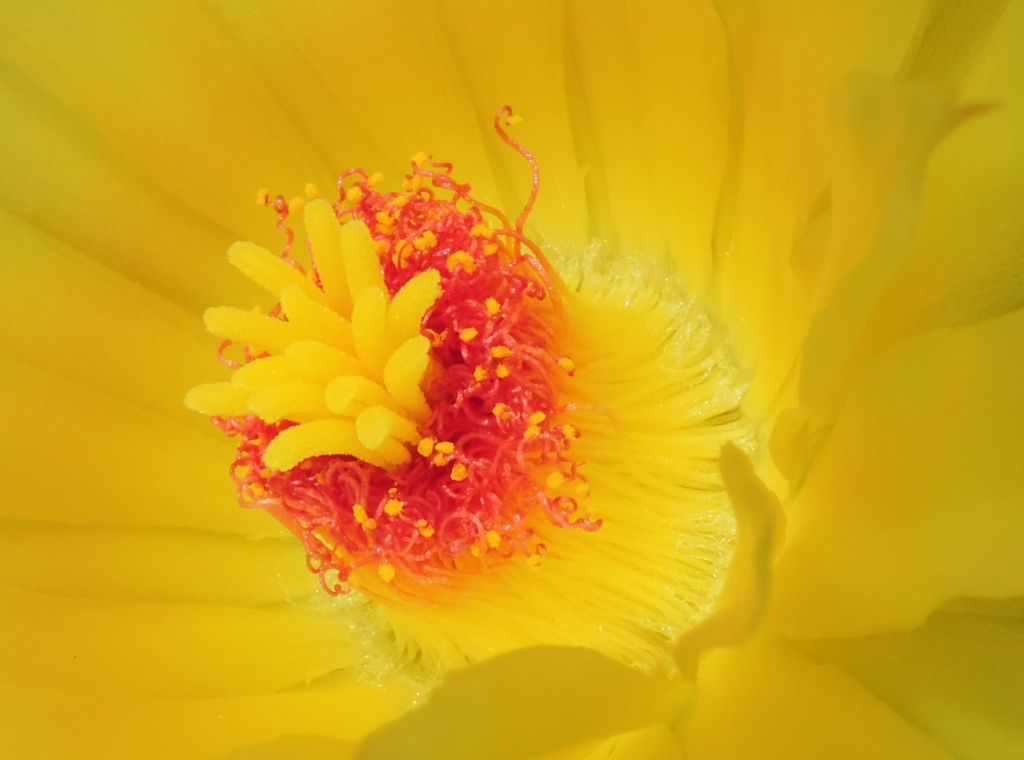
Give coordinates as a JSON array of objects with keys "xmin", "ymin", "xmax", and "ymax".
[
  {"xmin": 485, "ymin": 530, "xmax": 502, "ymax": 548},
  {"xmin": 451, "ymin": 463, "xmax": 468, "ymax": 481},
  {"xmin": 486, "ymin": 297, "xmax": 501, "ymax": 315},
  {"xmin": 384, "ymin": 499, "xmax": 403, "ymax": 517},
  {"xmin": 417, "ymin": 437, "xmax": 436, "ymax": 457},
  {"xmin": 491, "ymin": 346, "xmax": 512, "ymax": 359},
  {"xmin": 459, "ymin": 327, "xmax": 479, "ymax": 342},
  {"xmin": 495, "ymin": 364, "xmax": 510, "ymax": 379}
]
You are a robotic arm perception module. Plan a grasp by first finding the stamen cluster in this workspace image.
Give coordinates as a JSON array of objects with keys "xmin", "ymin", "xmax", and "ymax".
[{"xmin": 213, "ymin": 122, "xmax": 599, "ymax": 592}]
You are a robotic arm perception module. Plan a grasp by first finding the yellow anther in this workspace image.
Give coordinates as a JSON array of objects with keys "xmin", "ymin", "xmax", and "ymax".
[
  {"xmin": 492, "ymin": 402, "xmax": 511, "ymax": 419},
  {"xmin": 562, "ymin": 424, "xmax": 579, "ymax": 439},
  {"xmin": 416, "ymin": 520, "xmax": 436, "ymax": 538},
  {"xmin": 393, "ymin": 194, "xmax": 409, "ymax": 208},
  {"xmin": 485, "ymin": 530, "xmax": 501, "ymax": 549},
  {"xmin": 473, "ymin": 365, "xmax": 489, "ymax": 382},
  {"xmin": 558, "ymin": 356, "xmax": 576, "ymax": 373},
  {"xmin": 486, "ymin": 297, "xmax": 501, "ymax": 315},
  {"xmin": 495, "ymin": 364, "xmax": 510, "ymax": 379},
  {"xmin": 417, "ymin": 437, "xmax": 436, "ymax": 457},
  {"xmin": 384, "ymin": 499, "xmax": 403, "ymax": 517},
  {"xmin": 524, "ymin": 425, "xmax": 541, "ymax": 440},
  {"xmin": 375, "ymin": 210, "xmax": 393, "ymax": 225},
  {"xmin": 378, "ymin": 563, "xmax": 396, "ymax": 583},
  {"xmin": 546, "ymin": 471, "xmax": 566, "ymax": 489},
  {"xmin": 491, "ymin": 346, "xmax": 512, "ymax": 359},
  {"xmin": 403, "ymin": 174, "xmax": 422, "ymax": 192},
  {"xmin": 434, "ymin": 441, "xmax": 455, "ymax": 455},
  {"xmin": 346, "ymin": 185, "xmax": 365, "ymax": 204},
  {"xmin": 432, "ymin": 452, "xmax": 447, "ymax": 467},
  {"xmin": 459, "ymin": 327, "xmax": 479, "ymax": 342},
  {"xmin": 471, "ymin": 223, "xmax": 494, "ymax": 240},
  {"xmin": 414, "ymin": 231, "xmax": 437, "ymax": 252},
  {"xmin": 446, "ymin": 250, "xmax": 476, "ymax": 273},
  {"xmin": 353, "ymin": 503, "xmax": 377, "ymax": 530},
  {"xmin": 411, "ymin": 151, "xmax": 428, "ymax": 165},
  {"xmin": 287, "ymin": 196, "xmax": 305, "ymax": 213},
  {"xmin": 528, "ymin": 411, "xmax": 547, "ymax": 426},
  {"xmin": 368, "ymin": 172, "xmax": 384, "ymax": 187},
  {"xmin": 256, "ymin": 188, "xmax": 271, "ymax": 205},
  {"xmin": 483, "ymin": 243, "xmax": 499, "ymax": 256},
  {"xmin": 304, "ymin": 183, "xmax": 318, "ymax": 200},
  {"xmin": 506, "ymin": 114, "xmax": 524, "ymax": 126},
  {"xmin": 451, "ymin": 462, "xmax": 468, "ymax": 481}
]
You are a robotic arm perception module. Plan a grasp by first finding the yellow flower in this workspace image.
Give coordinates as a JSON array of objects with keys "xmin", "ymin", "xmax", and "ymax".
[{"xmin": 2, "ymin": 2, "xmax": 1023, "ymax": 759}]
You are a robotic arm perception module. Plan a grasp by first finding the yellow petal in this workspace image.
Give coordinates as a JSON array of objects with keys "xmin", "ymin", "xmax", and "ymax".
[
  {"xmin": 770, "ymin": 307, "xmax": 1024, "ymax": 638},
  {"xmin": 799, "ymin": 598, "xmax": 1024, "ymax": 760},
  {"xmin": 0, "ymin": 522, "xmax": 316, "ymax": 606},
  {"xmin": 0, "ymin": 588, "xmax": 368, "ymax": 698},
  {"xmin": 1, "ymin": 677, "xmax": 414, "ymax": 760},
  {"xmin": 355, "ymin": 646, "xmax": 691, "ymax": 760},
  {"xmin": 0, "ymin": 355, "xmax": 270, "ymax": 536},
  {"xmin": 676, "ymin": 444, "xmax": 784, "ymax": 676},
  {"xmin": 858, "ymin": 2, "xmax": 1024, "ymax": 356},
  {"xmin": 712, "ymin": 0, "xmax": 924, "ymax": 403},
  {"xmin": 685, "ymin": 634, "xmax": 952, "ymax": 760}
]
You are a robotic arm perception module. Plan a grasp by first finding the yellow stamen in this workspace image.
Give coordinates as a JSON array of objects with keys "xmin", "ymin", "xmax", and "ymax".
[
  {"xmin": 450, "ymin": 463, "xmax": 468, "ymax": 481},
  {"xmin": 459, "ymin": 327, "xmax": 479, "ymax": 342}
]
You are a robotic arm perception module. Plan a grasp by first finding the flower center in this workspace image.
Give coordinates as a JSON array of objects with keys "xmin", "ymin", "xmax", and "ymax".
[
  {"xmin": 187, "ymin": 113, "xmax": 597, "ymax": 596},
  {"xmin": 188, "ymin": 111, "xmax": 751, "ymax": 670}
]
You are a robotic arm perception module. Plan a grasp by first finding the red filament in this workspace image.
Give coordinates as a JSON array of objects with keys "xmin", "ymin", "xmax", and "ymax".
[{"xmin": 213, "ymin": 110, "xmax": 599, "ymax": 593}]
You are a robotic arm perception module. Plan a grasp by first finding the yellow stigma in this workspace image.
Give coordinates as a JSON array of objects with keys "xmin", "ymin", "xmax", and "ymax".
[{"xmin": 184, "ymin": 199, "xmax": 441, "ymax": 471}]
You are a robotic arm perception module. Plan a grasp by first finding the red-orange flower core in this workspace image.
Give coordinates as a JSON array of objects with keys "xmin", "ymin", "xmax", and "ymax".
[{"xmin": 193, "ymin": 111, "xmax": 599, "ymax": 594}]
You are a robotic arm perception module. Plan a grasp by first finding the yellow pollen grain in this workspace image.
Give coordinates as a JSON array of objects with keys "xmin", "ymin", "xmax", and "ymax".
[
  {"xmin": 495, "ymin": 364, "xmax": 510, "ymax": 379},
  {"xmin": 346, "ymin": 185, "xmax": 365, "ymax": 204},
  {"xmin": 411, "ymin": 151, "xmax": 427, "ymax": 165},
  {"xmin": 486, "ymin": 297, "xmax": 501, "ymax": 315},
  {"xmin": 432, "ymin": 453, "xmax": 447, "ymax": 467},
  {"xmin": 417, "ymin": 437, "xmax": 436, "ymax": 457},
  {"xmin": 492, "ymin": 402, "xmax": 511, "ymax": 419},
  {"xmin": 384, "ymin": 499, "xmax": 403, "ymax": 517},
  {"xmin": 368, "ymin": 172, "xmax": 384, "ymax": 187},
  {"xmin": 524, "ymin": 425, "xmax": 541, "ymax": 440},
  {"xmin": 434, "ymin": 441, "xmax": 455, "ymax": 455},
  {"xmin": 491, "ymin": 346, "xmax": 512, "ymax": 359},
  {"xmin": 546, "ymin": 471, "xmax": 566, "ymax": 489},
  {"xmin": 394, "ymin": 195, "xmax": 409, "ymax": 208},
  {"xmin": 450, "ymin": 463, "xmax": 468, "ymax": 482},
  {"xmin": 486, "ymin": 530, "xmax": 501, "ymax": 549},
  {"xmin": 473, "ymin": 366, "xmax": 488, "ymax": 382},
  {"xmin": 506, "ymin": 114, "xmax": 524, "ymax": 126},
  {"xmin": 558, "ymin": 357, "xmax": 576, "ymax": 373},
  {"xmin": 446, "ymin": 251, "xmax": 476, "ymax": 273},
  {"xmin": 483, "ymin": 243, "xmax": 499, "ymax": 256},
  {"xmin": 304, "ymin": 183, "xmax": 318, "ymax": 199},
  {"xmin": 459, "ymin": 327, "xmax": 479, "ymax": 342},
  {"xmin": 378, "ymin": 564, "xmax": 396, "ymax": 583},
  {"xmin": 414, "ymin": 231, "xmax": 437, "ymax": 252},
  {"xmin": 417, "ymin": 520, "xmax": 435, "ymax": 538},
  {"xmin": 528, "ymin": 411, "xmax": 547, "ymax": 426},
  {"xmin": 471, "ymin": 223, "xmax": 494, "ymax": 240},
  {"xmin": 353, "ymin": 503, "xmax": 371, "ymax": 524}
]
